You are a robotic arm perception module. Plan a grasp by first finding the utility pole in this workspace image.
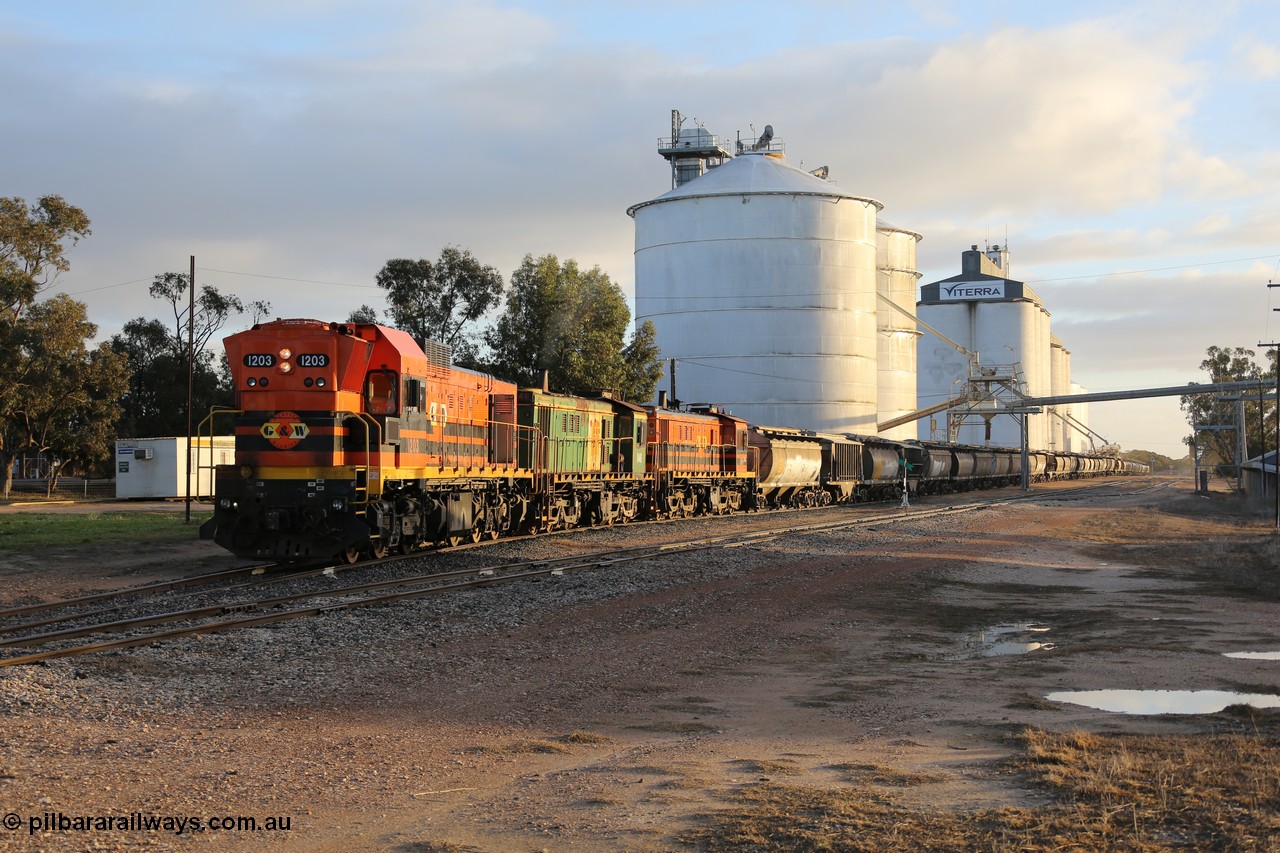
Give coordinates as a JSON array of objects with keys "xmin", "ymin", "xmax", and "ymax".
[
  {"xmin": 1236, "ymin": 398, "xmax": 1247, "ymax": 492},
  {"xmin": 668, "ymin": 357, "xmax": 678, "ymax": 408},
  {"xmin": 185, "ymin": 256, "xmax": 195, "ymax": 524},
  {"xmin": 1262, "ymin": 278, "xmax": 1279, "ymax": 527},
  {"xmin": 1260, "ymin": 340, "xmax": 1279, "ymax": 528}
]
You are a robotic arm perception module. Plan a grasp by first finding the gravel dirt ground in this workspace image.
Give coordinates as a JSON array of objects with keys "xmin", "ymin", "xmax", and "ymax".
[{"xmin": 0, "ymin": 478, "xmax": 1277, "ymax": 851}]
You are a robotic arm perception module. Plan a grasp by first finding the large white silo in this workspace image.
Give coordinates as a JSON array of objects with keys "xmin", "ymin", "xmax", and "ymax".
[
  {"xmin": 629, "ymin": 151, "xmax": 883, "ymax": 434},
  {"xmin": 1032, "ymin": 303, "xmax": 1053, "ymax": 448},
  {"xmin": 973, "ymin": 300, "xmax": 1048, "ymax": 448},
  {"xmin": 876, "ymin": 221, "xmax": 923, "ymax": 440},
  {"xmin": 917, "ymin": 299, "xmax": 1040, "ymax": 447},
  {"xmin": 917, "ymin": 247, "xmax": 1054, "ymax": 449},
  {"xmin": 915, "ymin": 303, "xmax": 977, "ymax": 442},
  {"xmin": 1049, "ymin": 336, "xmax": 1070, "ymax": 450}
]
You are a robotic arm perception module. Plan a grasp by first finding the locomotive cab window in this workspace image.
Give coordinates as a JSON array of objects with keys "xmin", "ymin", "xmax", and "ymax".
[{"xmin": 366, "ymin": 370, "xmax": 399, "ymax": 415}]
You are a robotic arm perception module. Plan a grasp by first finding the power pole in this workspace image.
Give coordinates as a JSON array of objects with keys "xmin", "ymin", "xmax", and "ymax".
[
  {"xmin": 1260, "ymin": 341, "xmax": 1279, "ymax": 528},
  {"xmin": 185, "ymin": 255, "xmax": 195, "ymax": 524},
  {"xmin": 1262, "ymin": 278, "xmax": 1279, "ymax": 527},
  {"xmin": 668, "ymin": 357, "xmax": 678, "ymax": 408}
]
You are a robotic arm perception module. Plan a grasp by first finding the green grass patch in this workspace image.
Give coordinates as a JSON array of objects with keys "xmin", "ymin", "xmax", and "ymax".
[{"xmin": 0, "ymin": 512, "xmax": 212, "ymax": 552}]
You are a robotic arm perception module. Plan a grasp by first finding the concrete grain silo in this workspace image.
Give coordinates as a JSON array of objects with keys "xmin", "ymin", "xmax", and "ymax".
[
  {"xmin": 1049, "ymin": 336, "xmax": 1071, "ymax": 450},
  {"xmin": 917, "ymin": 245, "xmax": 1052, "ymax": 448},
  {"xmin": 1031, "ymin": 298, "xmax": 1053, "ymax": 447},
  {"xmin": 629, "ymin": 146, "xmax": 883, "ymax": 434},
  {"xmin": 876, "ymin": 221, "xmax": 923, "ymax": 440}
]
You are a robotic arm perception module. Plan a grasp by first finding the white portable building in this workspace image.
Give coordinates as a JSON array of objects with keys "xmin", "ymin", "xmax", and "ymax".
[{"xmin": 115, "ymin": 437, "xmax": 234, "ymax": 499}]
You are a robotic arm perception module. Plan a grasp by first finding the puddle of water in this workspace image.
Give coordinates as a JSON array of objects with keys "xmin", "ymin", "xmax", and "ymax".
[
  {"xmin": 981, "ymin": 640, "xmax": 1055, "ymax": 657},
  {"xmin": 951, "ymin": 623, "xmax": 1055, "ymax": 659},
  {"xmin": 1047, "ymin": 689, "xmax": 1280, "ymax": 715},
  {"xmin": 1224, "ymin": 651, "xmax": 1280, "ymax": 660}
]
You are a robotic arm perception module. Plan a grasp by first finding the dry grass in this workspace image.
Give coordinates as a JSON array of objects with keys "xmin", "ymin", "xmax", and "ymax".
[
  {"xmin": 561, "ymin": 730, "xmax": 613, "ymax": 745},
  {"xmin": 731, "ymin": 758, "xmax": 803, "ymax": 778},
  {"xmin": 683, "ymin": 726, "xmax": 1280, "ymax": 851},
  {"xmin": 827, "ymin": 762, "xmax": 951, "ymax": 787},
  {"xmin": 654, "ymin": 776, "xmax": 709, "ymax": 791},
  {"xmin": 470, "ymin": 738, "xmax": 570, "ymax": 755},
  {"xmin": 627, "ymin": 721, "xmax": 719, "ymax": 734},
  {"xmin": 1075, "ymin": 507, "xmax": 1280, "ymax": 598}
]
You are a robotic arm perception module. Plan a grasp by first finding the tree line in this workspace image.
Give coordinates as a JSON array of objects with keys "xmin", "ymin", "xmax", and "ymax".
[
  {"xmin": 364, "ymin": 247, "xmax": 663, "ymax": 402},
  {"xmin": 1181, "ymin": 345, "xmax": 1278, "ymax": 467},
  {"xmin": 0, "ymin": 196, "xmax": 664, "ymax": 496}
]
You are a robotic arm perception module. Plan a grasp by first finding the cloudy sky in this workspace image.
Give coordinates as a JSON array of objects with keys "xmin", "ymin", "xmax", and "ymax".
[{"xmin": 5, "ymin": 0, "xmax": 1279, "ymax": 455}]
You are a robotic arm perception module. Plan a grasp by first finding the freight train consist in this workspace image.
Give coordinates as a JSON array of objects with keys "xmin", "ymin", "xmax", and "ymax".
[{"xmin": 200, "ymin": 320, "xmax": 1148, "ymax": 562}]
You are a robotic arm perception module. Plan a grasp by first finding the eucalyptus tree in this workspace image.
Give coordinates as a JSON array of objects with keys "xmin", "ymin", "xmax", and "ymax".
[
  {"xmin": 375, "ymin": 246, "xmax": 503, "ymax": 365},
  {"xmin": 485, "ymin": 253, "xmax": 663, "ymax": 402}
]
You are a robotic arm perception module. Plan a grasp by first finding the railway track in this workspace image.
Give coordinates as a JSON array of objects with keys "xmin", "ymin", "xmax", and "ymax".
[{"xmin": 0, "ymin": 478, "xmax": 1147, "ymax": 668}]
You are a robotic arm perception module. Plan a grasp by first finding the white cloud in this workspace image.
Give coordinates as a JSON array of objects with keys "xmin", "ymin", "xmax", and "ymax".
[
  {"xmin": 1188, "ymin": 212, "xmax": 1231, "ymax": 236},
  {"xmin": 347, "ymin": 3, "xmax": 560, "ymax": 76},
  {"xmin": 846, "ymin": 22, "xmax": 1220, "ymax": 214},
  {"xmin": 1235, "ymin": 36, "xmax": 1280, "ymax": 79}
]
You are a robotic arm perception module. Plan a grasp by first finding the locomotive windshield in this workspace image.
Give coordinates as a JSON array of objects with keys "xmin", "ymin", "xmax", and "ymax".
[{"xmin": 365, "ymin": 370, "xmax": 398, "ymax": 415}]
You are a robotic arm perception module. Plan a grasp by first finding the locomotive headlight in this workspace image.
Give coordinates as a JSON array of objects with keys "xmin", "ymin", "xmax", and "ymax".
[
  {"xmin": 218, "ymin": 498, "xmax": 238, "ymax": 511},
  {"xmin": 247, "ymin": 377, "xmax": 257, "ymax": 387},
  {"xmin": 278, "ymin": 348, "xmax": 292, "ymax": 360},
  {"xmin": 331, "ymin": 497, "xmax": 346, "ymax": 512},
  {"xmin": 278, "ymin": 361, "xmax": 293, "ymax": 374},
  {"xmin": 239, "ymin": 465, "xmax": 254, "ymax": 479},
  {"xmin": 316, "ymin": 377, "xmax": 326, "ymax": 387}
]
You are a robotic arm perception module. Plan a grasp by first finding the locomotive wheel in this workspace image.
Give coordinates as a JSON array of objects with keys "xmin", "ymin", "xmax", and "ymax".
[
  {"xmin": 338, "ymin": 547, "xmax": 360, "ymax": 564},
  {"xmin": 370, "ymin": 542, "xmax": 388, "ymax": 560},
  {"xmin": 469, "ymin": 526, "xmax": 482, "ymax": 544},
  {"xmin": 486, "ymin": 528, "xmax": 499, "ymax": 541},
  {"xmin": 447, "ymin": 535, "xmax": 464, "ymax": 547}
]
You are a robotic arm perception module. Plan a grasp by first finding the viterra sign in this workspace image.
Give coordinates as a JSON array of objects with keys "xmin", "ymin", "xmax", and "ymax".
[{"xmin": 939, "ymin": 281, "xmax": 1006, "ymax": 301}]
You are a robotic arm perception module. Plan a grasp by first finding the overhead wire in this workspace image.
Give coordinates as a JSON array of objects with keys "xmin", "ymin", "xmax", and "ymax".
[
  {"xmin": 1023, "ymin": 253, "xmax": 1280, "ymax": 283},
  {"xmin": 63, "ymin": 277, "xmax": 152, "ymax": 296},
  {"xmin": 197, "ymin": 267, "xmax": 380, "ymax": 289},
  {"xmin": 64, "ymin": 267, "xmax": 382, "ymax": 298}
]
